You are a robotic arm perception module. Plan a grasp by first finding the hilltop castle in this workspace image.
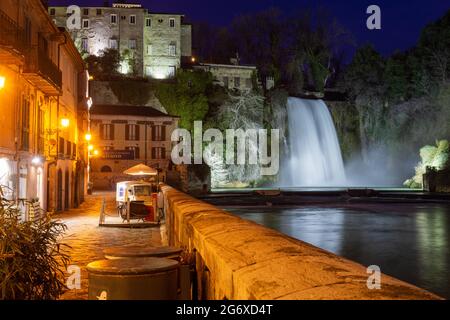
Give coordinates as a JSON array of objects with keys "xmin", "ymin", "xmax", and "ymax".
[{"xmin": 49, "ymin": 2, "xmax": 192, "ymax": 79}]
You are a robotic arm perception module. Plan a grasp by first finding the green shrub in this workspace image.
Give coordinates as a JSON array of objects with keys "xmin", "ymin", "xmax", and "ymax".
[{"xmin": 0, "ymin": 192, "xmax": 70, "ymax": 300}]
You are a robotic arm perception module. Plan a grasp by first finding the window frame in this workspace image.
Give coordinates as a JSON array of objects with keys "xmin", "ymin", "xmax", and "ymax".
[
  {"xmin": 169, "ymin": 18, "xmax": 176, "ymax": 28},
  {"xmin": 82, "ymin": 18, "xmax": 90, "ymax": 29},
  {"xmin": 129, "ymin": 15, "xmax": 136, "ymax": 25},
  {"xmin": 110, "ymin": 14, "xmax": 118, "ymax": 25}
]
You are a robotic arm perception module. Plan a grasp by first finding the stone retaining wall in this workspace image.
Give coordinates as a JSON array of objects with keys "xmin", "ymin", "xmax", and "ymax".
[{"xmin": 161, "ymin": 185, "xmax": 441, "ymax": 300}]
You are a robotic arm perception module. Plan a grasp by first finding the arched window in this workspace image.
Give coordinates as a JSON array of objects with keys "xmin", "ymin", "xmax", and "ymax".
[{"xmin": 100, "ymin": 166, "xmax": 112, "ymax": 173}]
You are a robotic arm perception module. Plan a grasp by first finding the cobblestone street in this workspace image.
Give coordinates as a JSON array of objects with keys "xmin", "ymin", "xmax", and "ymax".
[{"xmin": 55, "ymin": 192, "xmax": 163, "ymax": 300}]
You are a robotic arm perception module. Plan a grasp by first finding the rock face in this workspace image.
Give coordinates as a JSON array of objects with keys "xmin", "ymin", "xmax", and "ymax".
[
  {"xmin": 161, "ymin": 185, "xmax": 442, "ymax": 300},
  {"xmin": 90, "ymin": 80, "xmax": 166, "ymax": 113}
]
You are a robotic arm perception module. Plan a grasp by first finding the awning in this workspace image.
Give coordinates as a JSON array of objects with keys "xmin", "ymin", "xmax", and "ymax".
[{"xmin": 123, "ymin": 164, "xmax": 158, "ymax": 176}]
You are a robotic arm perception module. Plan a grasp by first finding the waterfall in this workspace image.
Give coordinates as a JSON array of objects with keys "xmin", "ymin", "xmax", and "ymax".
[{"xmin": 280, "ymin": 97, "xmax": 347, "ymax": 187}]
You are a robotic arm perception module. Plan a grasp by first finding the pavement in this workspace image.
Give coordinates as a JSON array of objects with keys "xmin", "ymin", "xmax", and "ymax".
[{"xmin": 54, "ymin": 192, "xmax": 163, "ymax": 300}]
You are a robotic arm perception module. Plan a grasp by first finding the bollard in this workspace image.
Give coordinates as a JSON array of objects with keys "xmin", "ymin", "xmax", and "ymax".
[{"xmin": 87, "ymin": 257, "xmax": 179, "ymax": 300}]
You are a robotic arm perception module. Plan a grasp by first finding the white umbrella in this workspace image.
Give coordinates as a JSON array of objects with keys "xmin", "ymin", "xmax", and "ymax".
[{"xmin": 123, "ymin": 164, "xmax": 158, "ymax": 176}]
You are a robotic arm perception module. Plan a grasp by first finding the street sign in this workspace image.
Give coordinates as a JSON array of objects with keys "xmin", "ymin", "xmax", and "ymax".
[{"xmin": 102, "ymin": 150, "xmax": 135, "ymax": 160}]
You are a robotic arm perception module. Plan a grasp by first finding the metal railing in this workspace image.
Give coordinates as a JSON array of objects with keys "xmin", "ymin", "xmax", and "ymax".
[
  {"xmin": 24, "ymin": 46, "xmax": 62, "ymax": 89},
  {"xmin": 0, "ymin": 9, "xmax": 26, "ymax": 54}
]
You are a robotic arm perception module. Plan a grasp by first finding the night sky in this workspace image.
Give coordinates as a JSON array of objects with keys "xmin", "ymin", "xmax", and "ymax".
[{"xmin": 49, "ymin": 0, "xmax": 450, "ymax": 56}]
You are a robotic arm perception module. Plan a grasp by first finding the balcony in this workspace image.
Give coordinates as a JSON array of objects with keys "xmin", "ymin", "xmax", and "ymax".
[
  {"xmin": 23, "ymin": 46, "xmax": 62, "ymax": 96},
  {"xmin": 0, "ymin": 9, "xmax": 27, "ymax": 64}
]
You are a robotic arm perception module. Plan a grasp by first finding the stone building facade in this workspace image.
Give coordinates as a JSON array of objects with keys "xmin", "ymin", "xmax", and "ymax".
[
  {"xmin": 49, "ymin": 2, "xmax": 192, "ymax": 78},
  {"xmin": 0, "ymin": 0, "xmax": 90, "ymax": 214},
  {"xmin": 194, "ymin": 63, "xmax": 257, "ymax": 91},
  {"xmin": 89, "ymin": 104, "xmax": 179, "ymax": 189}
]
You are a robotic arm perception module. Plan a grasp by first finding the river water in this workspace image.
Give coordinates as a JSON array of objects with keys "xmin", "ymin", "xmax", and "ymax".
[{"xmin": 226, "ymin": 203, "xmax": 450, "ymax": 299}]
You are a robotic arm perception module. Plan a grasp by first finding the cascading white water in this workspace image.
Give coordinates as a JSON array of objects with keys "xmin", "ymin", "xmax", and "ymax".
[{"xmin": 280, "ymin": 97, "xmax": 347, "ymax": 187}]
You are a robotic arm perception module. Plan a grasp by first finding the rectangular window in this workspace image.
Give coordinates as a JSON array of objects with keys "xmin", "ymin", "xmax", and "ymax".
[
  {"xmin": 100, "ymin": 124, "xmax": 114, "ymax": 140},
  {"xmin": 130, "ymin": 15, "xmax": 136, "ymax": 25},
  {"xmin": 49, "ymin": 8, "xmax": 56, "ymax": 16},
  {"xmin": 168, "ymin": 43, "xmax": 176, "ymax": 56},
  {"xmin": 146, "ymin": 18, "xmax": 151, "ymax": 27},
  {"xmin": 109, "ymin": 38, "xmax": 118, "ymax": 49},
  {"xmin": 145, "ymin": 66, "xmax": 152, "ymax": 76},
  {"xmin": 234, "ymin": 77, "xmax": 241, "ymax": 88},
  {"xmin": 152, "ymin": 125, "xmax": 166, "ymax": 141},
  {"xmin": 126, "ymin": 146, "xmax": 140, "ymax": 160},
  {"xmin": 21, "ymin": 96, "xmax": 30, "ymax": 151},
  {"xmin": 82, "ymin": 19, "xmax": 90, "ymax": 29},
  {"xmin": 169, "ymin": 18, "xmax": 175, "ymax": 28},
  {"xmin": 223, "ymin": 76, "xmax": 229, "ymax": 88},
  {"xmin": 129, "ymin": 39, "xmax": 137, "ymax": 50},
  {"xmin": 96, "ymin": 9, "xmax": 102, "ymax": 16},
  {"xmin": 38, "ymin": 109, "xmax": 45, "ymax": 153},
  {"xmin": 147, "ymin": 44, "xmax": 153, "ymax": 55},
  {"xmin": 125, "ymin": 124, "xmax": 140, "ymax": 141},
  {"xmin": 168, "ymin": 66, "xmax": 176, "ymax": 78},
  {"xmin": 110, "ymin": 14, "xmax": 117, "ymax": 24},
  {"xmin": 83, "ymin": 8, "xmax": 89, "ymax": 16},
  {"xmin": 66, "ymin": 141, "xmax": 72, "ymax": 157},
  {"xmin": 152, "ymin": 147, "xmax": 166, "ymax": 160},
  {"xmin": 81, "ymin": 38, "xmax": 88, "ymax": 52},
  {"xmin": 59, "ymin": 137, "xmax": 65, "ymax": 155}
]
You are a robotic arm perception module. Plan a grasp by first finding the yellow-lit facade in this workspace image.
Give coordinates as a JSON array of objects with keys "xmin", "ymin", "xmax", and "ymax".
[{"xmin": 0, "ymin": 0, "xmax": 90, "ymax": 213}]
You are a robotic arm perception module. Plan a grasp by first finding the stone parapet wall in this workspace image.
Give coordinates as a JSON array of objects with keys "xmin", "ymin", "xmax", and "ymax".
[{"xmin": 161, "ymin": 185, "xmax": 441, "ymax": 300}]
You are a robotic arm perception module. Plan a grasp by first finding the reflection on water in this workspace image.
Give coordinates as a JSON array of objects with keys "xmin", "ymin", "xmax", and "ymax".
[{"xmin": 226, "ymin": 203, "xmax": 450, "ymax": 299}]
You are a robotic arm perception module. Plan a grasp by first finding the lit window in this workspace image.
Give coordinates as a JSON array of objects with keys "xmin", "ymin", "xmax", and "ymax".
[
  {"xmin": 110, "ymin": 14, "xmax": 117, "ymax": 24},
  {"xmin": 82, "ymin": 19, "xmax": 90, "ymax": 29},
  {"xmin": 109, "ymin": 38, "xmax": 118, "ymax": 49},
  {"xmin": 168, "ymin": 43, "xmax": 176, "ymax": 56},
  {"xmin": 168, "ymin": 66, "xmax": 176, "ymax": 78},
  {"xmin": 130, "ymin": 15, "xmax": 136, "ymax": 25},
  {"xmin": 146, "ymin": 18, "xmax": 151, "ymax": 27},
  {"xmin": 169, "ymin": 18, "xmax": 175, "ymax": 28},
  {"xmin": 81, "ymin": 38, "xmax": 88, "ymax": 52},
  {"xmin": 129, "ymin": 39, "xmax": 137, "ymax": 50}
]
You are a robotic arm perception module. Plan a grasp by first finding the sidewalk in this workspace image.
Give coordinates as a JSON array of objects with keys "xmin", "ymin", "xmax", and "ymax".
[{"xmin": 55, "ymin": 192, "xmax": 162, "ymax": 300}]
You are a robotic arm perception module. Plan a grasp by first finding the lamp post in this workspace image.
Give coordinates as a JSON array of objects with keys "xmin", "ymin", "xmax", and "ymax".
[{"xmin": 0, "ymin": 76, "xmax": 5, "ymax": 90}]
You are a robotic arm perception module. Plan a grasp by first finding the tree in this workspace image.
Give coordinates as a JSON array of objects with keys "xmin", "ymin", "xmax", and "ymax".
[
  {"xmin": 156, "ymin": 70, "xmax": 213, "ymax": 132},
  {"xmin": 384, "ymin": 52, "xmax": 408, "ymax": 103},
  {"xmin": 85, "ymin": 49, "xmax": 121, "ymax": 79},
  {"xmin": 344, "ymin": 45, "xmax": 385, "ymax": 98}
]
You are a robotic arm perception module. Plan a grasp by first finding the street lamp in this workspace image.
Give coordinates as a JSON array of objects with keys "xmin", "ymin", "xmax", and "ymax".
[
  {"xmin": 0, "ymin": 76, "xmax": 5, "ymax": 90},
  {"xmin": 88, "ymin": 144, "xmax": 94, "ymax": 151},
  {"xmin": 85, "ymin": 133, "xmax": 92, "ymax": 142},
  {"xmin": 61, "ymin": 118, "xmax": 70, "ymax": 128}
]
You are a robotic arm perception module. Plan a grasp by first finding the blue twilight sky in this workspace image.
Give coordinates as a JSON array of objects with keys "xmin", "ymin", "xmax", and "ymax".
[{"xmin": 49, "ymin": 0, "xmax": 450, "ymax": 56}]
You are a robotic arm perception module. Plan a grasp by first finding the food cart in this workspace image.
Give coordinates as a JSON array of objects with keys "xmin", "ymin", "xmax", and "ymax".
[
  {"xmin": 118, "ymin": 164, "xmax": 161, "ymax": 224},
  {"xmin": 116, "ymin": 181, "xmax": 159, "ymax": 223}
]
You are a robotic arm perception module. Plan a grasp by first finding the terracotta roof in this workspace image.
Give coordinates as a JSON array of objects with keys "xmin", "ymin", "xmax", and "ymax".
[{"xmin": 90, "ymin": 105, "xmax": 179, "ymax": 118}]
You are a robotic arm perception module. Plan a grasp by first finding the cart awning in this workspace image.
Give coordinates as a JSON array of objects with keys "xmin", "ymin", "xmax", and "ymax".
[{"xmin": 123, "ymin": 164, "xmax": 158, "ymax": 176}]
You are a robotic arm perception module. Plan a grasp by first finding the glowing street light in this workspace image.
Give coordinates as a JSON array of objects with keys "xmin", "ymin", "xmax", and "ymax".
[
  {"xmin": 88, "ymin": 144, "xmax": 94, "ymax": 151},
  {"xmin": 61, "ymin": 118, "xmax": 70, "ymax": 128},
  {"xmin": 85, "ymin": 133, "xmax": 92, "ymax": 141},
  {"xmin": 93, "ymin": 149, "xmax": 99, "ymax": 156},
  {"xmin": 31, "ymin": 156, "xmax": 42, "ymax": 165},
  {"xmin": 0, "ymin": 76, "xmax": 5, "ymax": 90}
]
